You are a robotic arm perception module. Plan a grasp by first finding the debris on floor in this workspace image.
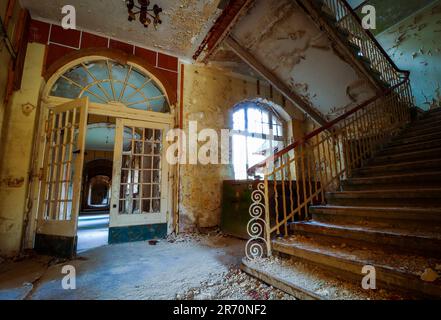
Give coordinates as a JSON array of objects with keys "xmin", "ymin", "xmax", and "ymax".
[
  {"xmin": 420, "ymin": 268, "xmax": 439, "ymax": 282},
  {"xmin": 177, "ymin": 266, "xmax": 295, "ymax": 300},
  {"xmin": 244, "ymin": 256, "xmax": 411, "ymax": 300}
]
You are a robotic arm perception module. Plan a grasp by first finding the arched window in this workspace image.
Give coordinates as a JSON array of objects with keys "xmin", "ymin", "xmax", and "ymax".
[
  {"xmin": 232, "ymin": 100, "xmax": 285, "ymax": 180},
  {"xmin": 50, "ymin": 59, "xmax": 170, "ymax": 113}
]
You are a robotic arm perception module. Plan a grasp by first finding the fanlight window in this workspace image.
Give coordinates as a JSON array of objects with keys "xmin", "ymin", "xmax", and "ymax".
[{"xmin": 50, "ymin": 59, "xmax": 170, "ymax": 113}]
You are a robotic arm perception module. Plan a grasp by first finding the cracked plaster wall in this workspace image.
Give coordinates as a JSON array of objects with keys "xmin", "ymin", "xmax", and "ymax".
[
  {"xmin": 0, "ymin": 43, "xmax": 45, "ymax": 256},
  {"xmin": 377, "ymin": 0, "xmax": 441, "ymax": 110},
  {"xmin": 179, "ymin": 64, "xmax": 304, "ymax": 231},
  {"xmin": 231, "ymin": 0, "xmax": 376, "ymax": 119}
]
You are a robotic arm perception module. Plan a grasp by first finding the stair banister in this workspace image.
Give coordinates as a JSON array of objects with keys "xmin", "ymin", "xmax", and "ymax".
[{"xmin": 247, "ymin": 73, "xmax": 413, "ymax": 257}]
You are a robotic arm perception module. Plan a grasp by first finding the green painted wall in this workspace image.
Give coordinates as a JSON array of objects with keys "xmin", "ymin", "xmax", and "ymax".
[{"xmin": 377, "ymin": 0, "xmax": 441, "ymax": 109}]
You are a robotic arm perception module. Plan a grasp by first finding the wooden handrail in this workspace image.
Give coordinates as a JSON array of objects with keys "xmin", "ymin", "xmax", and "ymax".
[{"xmin": 247, "ymin": 73, "xmax": 410, "ymax": 175}]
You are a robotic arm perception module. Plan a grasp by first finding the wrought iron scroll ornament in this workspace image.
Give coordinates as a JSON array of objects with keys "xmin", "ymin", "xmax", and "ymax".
[{"xmin": 245, "ymin": 182, "xmax": 269, "ymax": 260}]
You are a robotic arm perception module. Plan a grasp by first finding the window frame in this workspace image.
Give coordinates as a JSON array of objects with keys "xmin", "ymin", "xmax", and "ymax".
[{"xmin": 231, "ymin": 101, "xmax": 286, "ymax": 180}]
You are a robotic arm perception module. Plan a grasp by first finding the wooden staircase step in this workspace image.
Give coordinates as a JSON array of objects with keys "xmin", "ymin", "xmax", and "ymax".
[
  {"xmin": 380, "ymin": 138, "xmax": 441, "ymax": 155},
  {"xmin": 388, "ymin": 131, "xmax": 441, "ymax": 147},
  {"xmin": 353, "ymin": 158, "xmax": 441, "ymax": 176},
  {"xmin": 310, "ymin": 205, "xmax": 441, "ymax": 225},
  {"xmin": 241, "ymin": 257, "xmax": 409, "ymax": 300},
  {"xmin": 370, "ymin": 147, "xmax": 441, "ymax": 165},
  {"xmin": 399, "ymin": 125, "xmax": 441, "ymax": 139},
  {"xmin": 427, "ymin": 107, "xmax": 441, "ymax": 116},
  {"xmin": 272, "ymin": 236, "xmax": 441, "ymax": 298},
  {"xmin": 414, "ymin": 111, "xmax": 441, "ymax": 124},
  {"xmin": 405, "ymin": 118, "xmax": 441, "ymax": 132},
  {"xmin": 289, "ymin": 221, "xmax": 441, "ymax": 256},
  {"xmin": 341, "ymin": 171, "xmax": 441, "ymax": 191},
  {"xmin": 326, "ymin": 189, "xmax": 441, "ymax": 207}
]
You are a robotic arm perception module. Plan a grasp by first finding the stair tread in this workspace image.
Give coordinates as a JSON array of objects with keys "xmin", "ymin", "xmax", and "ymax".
[
  {"xmin": 273, "ymin": 235, "xmax": 441, "ymax": 281},
  {"xmin": 328, "ymin": 188, "xmax": 441, "ymax": 197},
  {"xmin": 386, "ymin": 136, "xmax": 441, "ymax": 149},
  {"xmin": 311, "ymin": 205, "xmax": 441, "ymax": 215},
  {"xmin": 388, "ymin": 133, "xmax": 441, "ymax": 147},
  {"xmin": 359, "ymin": 158, "xmax": 441, "ymax": 171},
  {"xmin": 349, "ymin": 171, "xmax": 441, "ymax": 182},
  {"xmin": 293, "ymin": 220, "xmax": 441, "ymax": 240},
  {"xmin": 375, "ymin": 146, "xmax": 441, "ymax": 159},
  {"xmin": 242, "ymin": 257, "xmax": 409, "ymax": 300},
  {"xmin": 242, "ymin": 256, "xmax": 411, "ymax": 300}
]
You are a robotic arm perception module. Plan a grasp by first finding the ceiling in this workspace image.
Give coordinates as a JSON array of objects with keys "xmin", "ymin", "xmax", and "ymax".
[{"xmin": 19, "ymin": 0, "xmax": 223, "ymax": 59}]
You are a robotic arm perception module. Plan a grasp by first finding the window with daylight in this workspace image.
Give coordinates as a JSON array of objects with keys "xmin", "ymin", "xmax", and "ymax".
[
  {"xmin": 50, "ymin": 59, "xmax": 170, "ymax": 113},
  {"xmin": 232, "ymin": 101, "xmax": 285, "ymax": 180}
]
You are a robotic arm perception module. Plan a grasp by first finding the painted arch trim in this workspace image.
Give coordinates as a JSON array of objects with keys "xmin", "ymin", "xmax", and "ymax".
[{"xmin": 42, "ymin": 48, "xmax": 178, "ymax": 106}]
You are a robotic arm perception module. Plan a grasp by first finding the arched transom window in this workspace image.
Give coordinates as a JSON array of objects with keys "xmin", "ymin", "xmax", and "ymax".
[
  {"xmin": 50, "ymin": 59, "xmax": 170, "ymax": 113},
  {"xmin": 232, "ymin": 100, "xmax": 285, "ymax": 180}
]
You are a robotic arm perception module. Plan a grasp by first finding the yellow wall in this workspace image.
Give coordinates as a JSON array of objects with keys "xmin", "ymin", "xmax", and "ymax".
[
  {"xmin": 0, "ymin": 45, "xmax": 309, "ymax": 255},
  {"xmin": 0, "ymin": 43, "xmax": 45, "ymax": 256},
  {"xmin": 179, "ymin": 64, "xmax": 305, "ymax": 231}
]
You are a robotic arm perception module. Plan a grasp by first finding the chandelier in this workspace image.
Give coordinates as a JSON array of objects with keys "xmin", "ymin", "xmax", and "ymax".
[{"xmin": 125, "ymin": 0, "xmax": 163, "ymax": 29}]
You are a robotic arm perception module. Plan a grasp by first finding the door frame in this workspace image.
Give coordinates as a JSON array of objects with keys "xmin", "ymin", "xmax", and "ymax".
[
  {"xmin": 33, "ymin": 97, "xmax": 89, "ymax": 257},
  {"xmin": 25, "ymin": 55, "xmax": 177, "ymax": 254},
  {"xmin": 108, "ymin": 118, "xmax": 171, "ymax": 244},
  {"xmin": 28, "ymin": 97, "xmax": 175, "ymax": 255}
]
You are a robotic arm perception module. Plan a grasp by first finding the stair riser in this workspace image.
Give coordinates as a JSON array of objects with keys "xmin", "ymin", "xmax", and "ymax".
[
  {"xmin": 379, "ymin": 140, "xmax": 441, "ymax": 156},
  {"xmin": 427, "ymin": 108, "xmax": 441, "ymax": 117},
  {"xmin": 341, "ymin": 182, "xmax": 441, "ymax": 191},
  {"xmin": 310, "ymin": 207, "xmax": 441, "ymax": 222},
  {"xmin": 346, "ymin": 173, "xmax": 441, "ymax": 185},
  {"xmin": 388, "ymin": 132, "xmax": 441, "ymax": 147},
  {"xmin": 272, "ymin": 242, "xmax": 441, "ymax": 298},
  {"xmin": 399, "ymin": 126, "xmax": 440, "ymax": 139},
  {"xmin": 353, "ymin": 160, "xmax": 441, "ymax": 177},
  {"xmin": 370, "ymin": 149, "xmax": 441, "ymax": 165},
  {"xmin": 327, "ymin": 198, "xmax": 441, "ymax": 207},
  {"xmin": 311, "ymin": 213, "xmax": 441, "ymax": 233},
  {"xmin": 410, "ymin": 116, "xmax": 441, "ymax": 128},
  {"xmin": 291, "ymin": 225, "xmax": 441, "ymax": 257}
]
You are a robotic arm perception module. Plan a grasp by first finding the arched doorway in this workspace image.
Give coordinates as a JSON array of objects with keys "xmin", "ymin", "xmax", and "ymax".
[
  {"xmin": 82, "ymin": 159, "xmax": 113, "ymax": 212},
  {"xmin": 32, "ymin": 53, "xmax": 175, "ymax": 257}
]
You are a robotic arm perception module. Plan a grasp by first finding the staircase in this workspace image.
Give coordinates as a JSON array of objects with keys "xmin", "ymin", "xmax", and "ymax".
[
  {"xmin": 302, "ymin": 0, "xmax": 408, "ymax": 89},
  {"xmin": 241, "ymin": 0, "xmax": 441, "ymax": 299},
  {"xmin": 273, "ymin": 108, "xmax": 441, "ymax": 298}
]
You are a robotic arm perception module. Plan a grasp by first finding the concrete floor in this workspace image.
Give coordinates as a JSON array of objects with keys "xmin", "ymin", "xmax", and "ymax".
[
  {"xmin": 0, "ymin": 234, "xmax": 248, "ymax": 300},
  {"xmin": 77, "ymin": 214, "xmax": 109, "ymax": 253}
]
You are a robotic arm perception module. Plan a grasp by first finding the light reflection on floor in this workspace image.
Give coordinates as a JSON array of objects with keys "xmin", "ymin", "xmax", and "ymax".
[{"xmin": 77, "ymin": 214, "xmax": 109, "ymax": 253}]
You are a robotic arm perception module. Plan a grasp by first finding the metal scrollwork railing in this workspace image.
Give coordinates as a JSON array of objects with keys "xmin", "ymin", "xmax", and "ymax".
[
  {"xmin": 245, "ymin": 183, "xmax": 270, "ymax": 260},
  {"xmin": 247, "ymin": 76, "xmax": 413, "ymax": 256}
]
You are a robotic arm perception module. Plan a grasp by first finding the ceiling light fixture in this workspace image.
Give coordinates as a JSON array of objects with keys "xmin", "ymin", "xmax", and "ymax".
[{"xmin": 125, "ymin": 0, "xmax": 163, "ymax": 29}]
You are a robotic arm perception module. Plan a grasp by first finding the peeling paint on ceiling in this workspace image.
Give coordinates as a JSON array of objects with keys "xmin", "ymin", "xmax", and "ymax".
[
  {"xmin": 19, "ymin": 0, "xmax": 223, "ymax": 58},
  {"xmin": 226, "ymin": 0, "xmax": 376, "ymax": 117}
]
